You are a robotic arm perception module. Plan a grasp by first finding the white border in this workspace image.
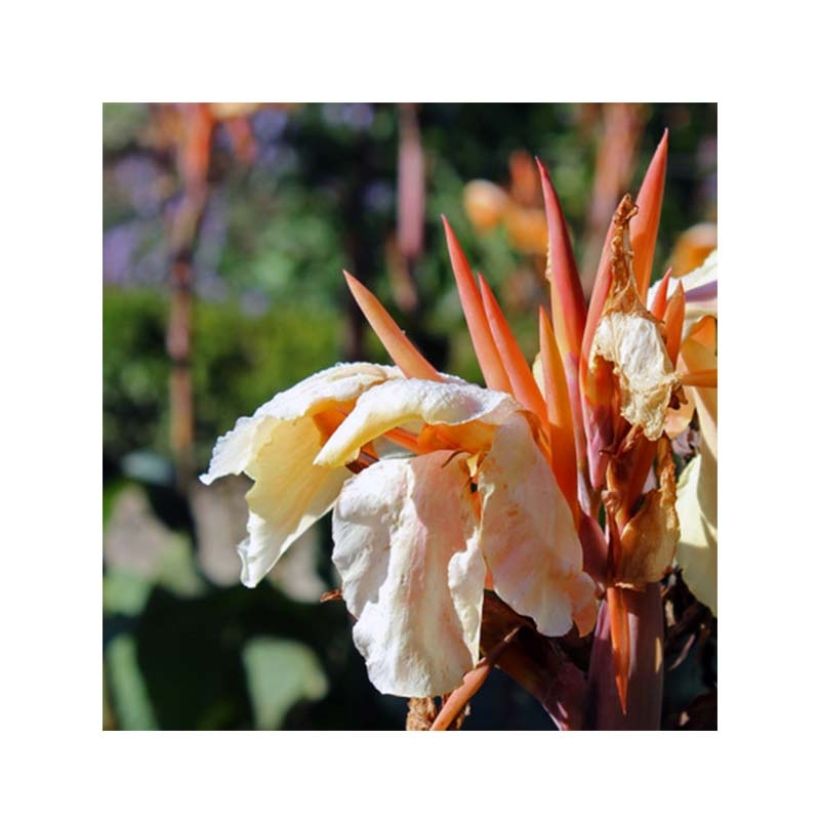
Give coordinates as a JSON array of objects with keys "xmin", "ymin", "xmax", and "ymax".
[{"xmin": 3, "ymin": 1, "xmax": 818, "ymax": 816}]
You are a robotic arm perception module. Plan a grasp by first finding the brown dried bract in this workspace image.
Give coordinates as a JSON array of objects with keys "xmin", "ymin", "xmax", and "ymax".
[
  {"xmin": 615, "ymin": 436, "xmax": 680, "ymax": 587},
  {"xmin": 590, "ymin": 196, "xmax": 680, "ymax": 441}
]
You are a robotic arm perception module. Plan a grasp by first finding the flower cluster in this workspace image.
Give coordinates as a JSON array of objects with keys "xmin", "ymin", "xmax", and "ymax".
[{"xmin": 202, "ymin": 130, "xmax": 717, "ymax": 720}]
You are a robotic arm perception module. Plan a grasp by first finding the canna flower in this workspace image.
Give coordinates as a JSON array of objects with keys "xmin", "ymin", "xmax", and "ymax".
[{"xmin": 202, "ymin": 271, "xmax": 597, "ymax": 697}]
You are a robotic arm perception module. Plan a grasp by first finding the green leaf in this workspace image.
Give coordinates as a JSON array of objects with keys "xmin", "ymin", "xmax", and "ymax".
[
  {"xmin": 242, "ymin": 637, "xmax": 328, "ymax": 729},
  {"xmin": 105, "ymin": 635, "xmax": 158, "ymax": 730}
]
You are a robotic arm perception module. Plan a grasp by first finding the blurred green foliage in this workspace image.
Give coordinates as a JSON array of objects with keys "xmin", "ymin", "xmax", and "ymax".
[
  {"xmin": 104, "ymin": 289, "xmax": 341, "ymax": 468},
  {"xmin": 103, "ymin": 103, "xmax": 716, "ymax": 730}
]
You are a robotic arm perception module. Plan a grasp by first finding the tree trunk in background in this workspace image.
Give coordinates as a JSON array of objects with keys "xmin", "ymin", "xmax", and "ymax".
[
  {"xmin": 580, "ymin": 104, "xmax": 644, "ymax": 297},
  {"xmin": 392, "ymin": 103, "xmax": 424, "ymax": 314},
  {"xmin": 166, "ymin": 104, "xmax": 214, "ymax": 490}
]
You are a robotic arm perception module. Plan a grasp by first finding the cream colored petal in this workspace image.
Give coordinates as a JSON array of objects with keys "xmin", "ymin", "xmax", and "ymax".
[
  {"xmin": 672, "ymin": 305, "xmax": 716, "ymax": 613},
  {"xmin": 477, "ymin": 414, "xmax": 597, "ymax": 636},
  {"xmin": 332, "ymin": 451, "xmax": 485, "ymax": 697},
  {"xmin": 200, "ymin": 362, "xmax": 399, "ymax": 484},
  {"xmin": 237, "ymin": 416, "xmax": 350, "ymax": 587},
  {"xmin": 676, "ymin": 454, "xmax": 717, "ymax": 615},
  {"xmin": 591, "ymin": 311, "xmax": 678, "ymax": 441},
  {"xmin": 200, "ymin": 416, "xmax": 276, "ymax": 486},
  {"xmin": 200, "ymin": 362, "xmax": 400, "ymax": 586},
  {"xmin": 254, "ymin": 362, "xmax": 401, "ymax": 422},
  {"xmin": 315, "ymin": 377, "xmax": 518, "ymax": 468}
]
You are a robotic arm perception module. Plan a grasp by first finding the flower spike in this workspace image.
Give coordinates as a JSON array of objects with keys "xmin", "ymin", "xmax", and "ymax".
[
  {"xmin": 441, "ymin": 217, "xmax": 513, "ymax": 393},
  {"xmin": 631, "ymin": 130, "xmax": 669, "ymax": 300},
  {"xmin": 538, "ymin": 307, "xmax": 578, "ymax": 519},
  {"xmin": 535, "ymin": 157, "xmax": 587, "ymax": 364},
  {"xmin": 343, "ymin": 271, "xmax": 442, "ymax": 382},
  {"xmin": 663, "ymin": 282, "xmax": 686, "ymax": 363},
  {"xmin": 536, "ymin": 157, "xmax": 589, "ymax": 477},
  {"xmin": 477, "ymin": 274, "xmax": 550, "ymax": 430},
  {"xmin": 650, "ymin": 268, "xmax": 673, "ymax": 320}
]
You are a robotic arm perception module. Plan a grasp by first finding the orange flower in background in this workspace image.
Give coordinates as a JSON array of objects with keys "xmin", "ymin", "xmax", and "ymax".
[{"xmin": 463, "ymin": 150, "xmax": 548, "ymax": 254}]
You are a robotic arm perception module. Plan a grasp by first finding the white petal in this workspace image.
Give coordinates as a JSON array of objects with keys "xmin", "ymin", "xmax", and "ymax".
[
  {"xmin": 332, "ymin": 452, "xmax": 485, "ymax": 697},
  {"xmin": 200, "ymin": 363, "xmax": 399, "ymax": 586},
  {"xmin": 477, "ymin": 413, "xmax": 597, "ymax": 636},
  {"xmin": 316, "ymin": 377, "xmax": 517, "ymax": 467}
]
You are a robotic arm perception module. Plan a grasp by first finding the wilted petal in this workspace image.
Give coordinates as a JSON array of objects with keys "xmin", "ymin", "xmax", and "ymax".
[
  {"xmin": 477, "ymin": 414, "xmax": 597, "ymax": 637},
  {"xmin": 591, "ymin": 311, "xmax": 678, "ymax": 440},
  {"xmin": 201, "ymin": 363, "xmax": 399, "ymax": 586},
  {"xmin": 590, "ymin": 200, "xmax": 678, "ymax": 441},
  {"xmin": 315, "ymin": 377, "xmax": 518, "ymax": 467},
  {"xmin": 332, "ymin": 452, "xmax": 485, "ymax": 697},
  {"xmin": 676, "ymin": 453, "xmax": 717, "ymax": 615}
]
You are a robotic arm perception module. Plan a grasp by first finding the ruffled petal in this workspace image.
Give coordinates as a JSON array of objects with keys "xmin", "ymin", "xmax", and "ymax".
[
  {"xmin": 332, "ymin": 452, "xmax": 485, "ymax": 697},
  {"xmin": 477, "ymin": 414, "xmax": 597, "ymax": 637},
  {"xmin": 200, "ymin": 363, "xmax": 399, "ymax": 586},
  {"xmin": 315, "ymin": 377, "xmax": 518, "ymax": 468},
  {"xmin": 201, "ymin": 362, "xmax": 399, "ymax": 485},
  {"xmin": 253, "ymin": 362, "xmax": 401, "ymax": 424}
]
